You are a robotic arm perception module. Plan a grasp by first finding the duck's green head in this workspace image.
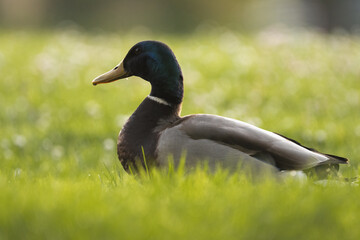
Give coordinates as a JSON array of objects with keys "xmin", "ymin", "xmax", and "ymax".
[{"xmin": 92, "ymin": 41, "xmax": 183, "ymax": 104}]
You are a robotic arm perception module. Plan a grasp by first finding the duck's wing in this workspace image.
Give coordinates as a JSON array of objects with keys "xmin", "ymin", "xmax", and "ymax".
[{"xmin": 157, "ymin": 114, "xmax": 347, "ymax": 171}]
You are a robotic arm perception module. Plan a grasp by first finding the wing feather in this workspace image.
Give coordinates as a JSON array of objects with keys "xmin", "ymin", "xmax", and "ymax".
[{"xmin": 178, "ymin": 114, "xmax": 347, "ymax": 170}]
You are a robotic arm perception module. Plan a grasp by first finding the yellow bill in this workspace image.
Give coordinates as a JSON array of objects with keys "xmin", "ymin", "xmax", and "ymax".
[{"xmin": 92, "ymin": 60, "xmax": 130, "ymax": 86}]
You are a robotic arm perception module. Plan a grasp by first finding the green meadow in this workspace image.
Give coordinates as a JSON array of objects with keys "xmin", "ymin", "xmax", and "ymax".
[{"xmin": 0, "ymin": 29, "xmax": 360, "ymax": 239}]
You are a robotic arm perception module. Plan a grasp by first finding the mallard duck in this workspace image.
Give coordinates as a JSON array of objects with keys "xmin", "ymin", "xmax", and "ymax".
[{"xmin": 92, "ymin": 40, "xmax": 348, "ymax": 176}]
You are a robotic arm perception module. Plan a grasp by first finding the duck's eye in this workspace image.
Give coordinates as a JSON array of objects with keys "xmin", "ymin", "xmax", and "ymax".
[
  {"xmin": 134, "ymin": 47, "xmax": 141, "ymax": 55},
  {"xmin": 114, "ymin": 66, "xmax": 118, "ymax": 70}
]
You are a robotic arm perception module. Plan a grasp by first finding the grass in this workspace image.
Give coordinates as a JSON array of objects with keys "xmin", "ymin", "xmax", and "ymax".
[{"xmin": 0, "ymin": 28, "xmax": 360, "ymax": 239}]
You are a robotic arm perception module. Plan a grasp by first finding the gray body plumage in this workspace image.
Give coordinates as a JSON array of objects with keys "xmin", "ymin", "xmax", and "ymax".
[{"xmin": 156, "ymin": 113, "xmax": 344, "ymax": 173}]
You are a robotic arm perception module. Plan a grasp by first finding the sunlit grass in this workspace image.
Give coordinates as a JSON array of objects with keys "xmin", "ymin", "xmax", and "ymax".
[
  {"xmin": 1, "ymin": 165, "xmax": 359, "ymax": 240},
  {"xmin": 0, "ymin": 29, "xmax": 359, "ymax": 239}
]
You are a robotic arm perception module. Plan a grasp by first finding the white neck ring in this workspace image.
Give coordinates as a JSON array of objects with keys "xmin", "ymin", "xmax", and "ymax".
[{"xmin": 147, "ymin": 95, "xmax": 171, "ymax": 106}]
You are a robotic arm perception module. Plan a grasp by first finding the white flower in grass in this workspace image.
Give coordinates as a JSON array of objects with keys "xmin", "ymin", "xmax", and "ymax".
[
  {"xmin": 103, "ymin": 138, "xmax": 115, "ymax": 151},
  {"xmin": 85, "ymin": 100, "xmax": 102, "ymax": 119},
  {"xmin": 14, "ymin": 168, "xmax": 22, "ymax": 177},
  {"xmin": 51, "ymin": 145, "xmax": 64, "ymax": 159},
  {"xmin": 13, "ymin": 135, "xmax": 27, "ymax": 148}
]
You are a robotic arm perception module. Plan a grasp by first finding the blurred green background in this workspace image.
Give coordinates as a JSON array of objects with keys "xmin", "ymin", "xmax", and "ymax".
[
  {"xmin": 1, "ymin": 0, "xmax": 360, "ymax": 33},
  {"xmin": 1, "ymin": 1, "xmax": 360, "ymax": 239}
]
